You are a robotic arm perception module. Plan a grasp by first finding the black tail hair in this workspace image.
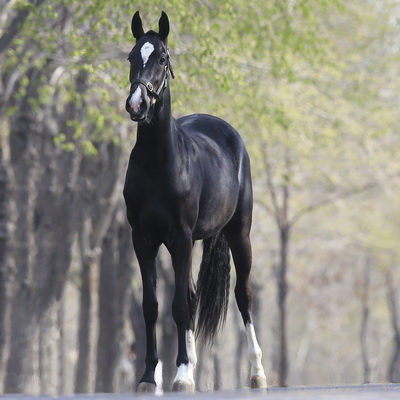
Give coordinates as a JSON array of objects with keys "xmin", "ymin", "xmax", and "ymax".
[{"xmin": 196, "ymin": 231, "xmax": 231, "ymax": 344}]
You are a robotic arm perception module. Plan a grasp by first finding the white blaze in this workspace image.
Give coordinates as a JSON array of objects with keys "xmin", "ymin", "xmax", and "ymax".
[
  {"xmin": 141, "ymin": 42, "xmax": 154, "ymax": 68},
  {"xmin": 129, "ymin": 86, "xmax": 142, "ymax": 113}
]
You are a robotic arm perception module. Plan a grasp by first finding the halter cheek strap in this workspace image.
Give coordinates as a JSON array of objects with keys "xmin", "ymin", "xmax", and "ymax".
[
  {"xmin": 132, "ymin": 50, "xmax": 175, "ymax": 105},
  {"xmin": 131, "ymin": 78, "xmax": 163, "ymax": 104}
]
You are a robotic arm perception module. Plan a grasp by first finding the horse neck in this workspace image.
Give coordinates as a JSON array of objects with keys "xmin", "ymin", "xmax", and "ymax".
[{"xmin": 136, "ymin": 86, "xmax": 179, "ymax": 160}]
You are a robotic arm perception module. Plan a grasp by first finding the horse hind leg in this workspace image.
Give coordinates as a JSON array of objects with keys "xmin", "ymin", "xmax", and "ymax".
[
  {"xmin": 246, "ymin": 323, "xmax": 267, "ymax": 389},
  {"xmin": 225, "ymin": 230, "xmax": 267, "ymax": 389}
]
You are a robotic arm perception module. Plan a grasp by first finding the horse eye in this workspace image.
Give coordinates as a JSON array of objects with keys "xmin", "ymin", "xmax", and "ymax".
[{"xmin": 159, "ymin": 57, "xmax": 166, "ymax": 65}]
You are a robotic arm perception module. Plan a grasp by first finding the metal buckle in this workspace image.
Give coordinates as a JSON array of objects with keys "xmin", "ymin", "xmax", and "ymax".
[{"xmin": 146, "ymin": 82, "xmax": 154, "ymax": 92}]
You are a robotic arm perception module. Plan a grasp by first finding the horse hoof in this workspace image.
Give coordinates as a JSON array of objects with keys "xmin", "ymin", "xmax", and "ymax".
[
  {"xmin": 137, "ymin": 382, "xmax": 157, "ymax": 393},
  {"xmin": 251, "ymin": 375, "xmax": 267, "ymax": 389},
  {"xmin": 172, "ymin": 380, "xmax": 195, "ymax": 392}
]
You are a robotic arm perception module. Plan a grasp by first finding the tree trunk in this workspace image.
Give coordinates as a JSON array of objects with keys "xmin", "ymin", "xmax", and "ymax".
[
  {"xmin": 95, "ymin": 231, "xmax": 117, "ymax": 393},
  {"xmin": 360, "ymin": 254, "xmax": 371, "ymax": 384},
  {"xmin": 4, "ymin": 70, "xmax": 41, "ymax": 393},
  {"xmin": 4, "ymin": 288, "xmax": 39, "ymax": 393},
  {"xmin": 277, "ymin": 225, "xmax": 290, "ymax": 387},
  {"xmin": 57, "ymin": 295, "xmax": 67, "ymax": 395},
  {"xmin": 114, "ymin": 211, "xmax": 135, "ymax": 393},
  {"xmin": 39, "ymin": 302, "xmax": 60, "ymax": 395},
  {"xmin": 95, "ymin": 211, "xmax": 133, "ymax": 393},
  {"xmin": 0, "ymin": 147, "xmax": 10, "ymax": 386},
  {"xmin": 386, "ymin": 267, "xmax": 400, "ymax": 382},
  {"xmin": 74, "ymin": 248, "xmax": 100, "ymax": 393},
  {"xmin": 4, "ymin": 63, "xmax": 84, "ymax": 393}
]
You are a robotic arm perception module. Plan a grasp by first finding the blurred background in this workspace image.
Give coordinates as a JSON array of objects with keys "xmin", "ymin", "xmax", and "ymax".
[{"xmin": 0, "ymin": 0, "xmax": 399, "ymax": 394}]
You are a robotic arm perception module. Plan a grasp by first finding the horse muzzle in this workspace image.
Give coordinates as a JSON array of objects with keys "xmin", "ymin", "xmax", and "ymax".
[
  {"xmin": 126, "ymin": 85, "xmax": 150, "ymax": 122},
  {"xmin": 126, "ymin": 107, "xmax": 147, "ymax": 122}
]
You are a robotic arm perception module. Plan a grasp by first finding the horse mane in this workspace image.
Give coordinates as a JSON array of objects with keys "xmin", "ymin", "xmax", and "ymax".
[{"xmin": 144, "ymin": 30, "xmax": 159, "ymax": 37}]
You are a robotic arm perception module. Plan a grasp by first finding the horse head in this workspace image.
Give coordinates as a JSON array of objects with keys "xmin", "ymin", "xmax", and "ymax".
[{"xmin": 126, "ymin": 11, "xmax": 173, "ymax": 123}]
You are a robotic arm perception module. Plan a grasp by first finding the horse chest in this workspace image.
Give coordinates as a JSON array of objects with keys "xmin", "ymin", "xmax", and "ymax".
[{"xmin": 124, "ymin": 161, "xmax": 193, "ymax": 231}]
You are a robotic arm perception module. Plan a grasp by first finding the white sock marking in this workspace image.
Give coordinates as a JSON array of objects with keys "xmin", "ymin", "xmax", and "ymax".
[
  {"xmin": 173, "ymin": 330, "xmax": 197, "ymax": 387},
  {"xmin": 141, "ymin": 42, "xmax": 154, "ymax": 68},
  {"xmin": 155, "ymin": 361, "xmax": 163, "ymax": 394},
  {"xmin": 246, "ymin": 323, "xmax": 266, "ymax": 378},
  {"xmin": 174, "ymin": 363, "xmax": 193, "ymax": 383},
  {"xmin": 186, "ymin": 330, "xmax": 197, "ymax": 368},
  {"xmin": 129, "ymin": 87, "xmax": 142, "ymax": 112}
]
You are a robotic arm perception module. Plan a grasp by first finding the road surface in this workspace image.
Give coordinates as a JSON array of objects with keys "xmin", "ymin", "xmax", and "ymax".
[{"xmin": 1, "ymin": 384, "xmax": 399, "ymax": 399}]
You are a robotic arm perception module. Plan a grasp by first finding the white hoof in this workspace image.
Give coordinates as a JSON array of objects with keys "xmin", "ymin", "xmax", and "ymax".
[
  {"xmin": 251, "ymin": 375, "xmax": 267, "ymax": 389},
  {"xmin": 172, "ymin": 379, "xmax": 195, "ymax": 392}
]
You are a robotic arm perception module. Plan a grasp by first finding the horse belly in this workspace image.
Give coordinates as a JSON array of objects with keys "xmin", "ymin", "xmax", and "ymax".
[{"xmin": 192, "ymin": 185, "xmax": 239, "ymax": 240}]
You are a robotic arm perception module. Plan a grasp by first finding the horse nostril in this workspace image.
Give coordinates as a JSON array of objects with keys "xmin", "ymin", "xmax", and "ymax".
[{"xmin": 139, "ymin": 102, "xmax": 147, "ymax": 113}]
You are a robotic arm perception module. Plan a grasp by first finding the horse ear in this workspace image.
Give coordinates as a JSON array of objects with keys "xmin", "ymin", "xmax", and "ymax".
[
  {"xmin": 131, "ymin": 11, "xmax": 144, "ymax": 40},
  {"xmin": 158, "ymin": 11, "xmax": 169, "ymax": 41}
]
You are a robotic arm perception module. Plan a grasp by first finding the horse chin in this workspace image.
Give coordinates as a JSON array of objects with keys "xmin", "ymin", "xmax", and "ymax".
[
  {"xmin": 129, "ymin": 112, "xmax": 147, "ymax": 123},
  {"xmin": 130, "ymin": 107, "xmax": 154, "ymax": 124}
]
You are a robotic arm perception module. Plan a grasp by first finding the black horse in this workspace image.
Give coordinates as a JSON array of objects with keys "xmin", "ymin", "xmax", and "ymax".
[{"xmin": 123, "ymin": 11, "xmax": 267, "ymax": 392}]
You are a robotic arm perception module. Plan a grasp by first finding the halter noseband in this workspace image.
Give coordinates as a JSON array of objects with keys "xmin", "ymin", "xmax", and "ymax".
[{"xmin": 132, "ymin": 50, "xmax": 175, "ymax": 105}]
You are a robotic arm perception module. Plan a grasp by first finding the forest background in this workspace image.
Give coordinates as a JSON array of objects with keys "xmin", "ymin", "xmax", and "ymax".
[{"xmin": 0, "ymin": 0, "xmax": 400, "ymax": 395}]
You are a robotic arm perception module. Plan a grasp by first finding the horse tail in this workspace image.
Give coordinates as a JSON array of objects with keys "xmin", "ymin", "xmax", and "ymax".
[{"xmin": 196, "ymin": 231, "xmax": 231, "ymax": 344}]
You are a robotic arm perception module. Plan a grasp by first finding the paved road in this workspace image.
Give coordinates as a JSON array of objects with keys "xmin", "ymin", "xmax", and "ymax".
[{"xmin": 1, "ymin": 384, "xmax": 399, "ymax": 399}]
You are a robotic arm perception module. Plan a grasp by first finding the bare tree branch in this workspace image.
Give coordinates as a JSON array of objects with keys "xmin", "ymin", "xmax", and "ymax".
[{"xmin": 289, "ymin": 179, "xmax": 381, "ymax": 227}]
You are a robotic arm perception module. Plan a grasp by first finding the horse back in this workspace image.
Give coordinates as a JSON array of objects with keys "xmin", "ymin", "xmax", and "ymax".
[
  {"xmin": 178, "ymin": 113, "xmax": 250, "ymax": 178},
  {"xmin": 177, "ymin": 114, "xmax": 253, "ymax": 238}
]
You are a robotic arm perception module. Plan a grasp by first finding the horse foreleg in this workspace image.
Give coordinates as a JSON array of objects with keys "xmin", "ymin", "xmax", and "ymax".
[
  {"xmin": 169, "ymin": 233, "xmax": 196, "ymax": 392},
  {"xmin": 133, "ymin": 233, "xmax": 159, "ymax": 393}
]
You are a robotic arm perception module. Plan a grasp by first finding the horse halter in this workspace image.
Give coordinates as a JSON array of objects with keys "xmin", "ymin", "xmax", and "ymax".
[{"xmin": 132, "ymin": 49, "xmax": 175, "ymax": 105}]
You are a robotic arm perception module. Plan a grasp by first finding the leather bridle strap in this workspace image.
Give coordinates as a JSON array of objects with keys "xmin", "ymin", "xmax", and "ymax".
[
  {"xmin": 132, "ymin": 51, "xmax": 175, "ymax": 105},
  {"xmin": 132, "ymin": 78, "xmax": 162, "ymax": 102}
]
